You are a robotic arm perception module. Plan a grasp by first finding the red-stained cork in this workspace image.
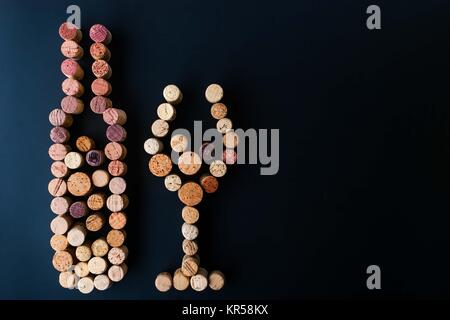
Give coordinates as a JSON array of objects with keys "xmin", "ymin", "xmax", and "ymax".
[
  {"xmin": 91, "ymin": 78, "xmax": 112, "ymax": 96},
  {"xmin": 59, "ymin": 22, "xmax": 82, "ymax": 42},
  {"xmin": 90, "ymin": 96, "xmax": 112, "ymax": 114},
  {"xmin": 90, "ymin": 43, "xmax": 111, "ymax": 61},
  {"xmin": 106, "ymin": 125, "xmax": 127, "ymax": 142},
  {"xmin": 61, "ymin": 95, "xmax": 84, "ymax": 115},
  {"xmin": 89, "ymin": 24, "xmax": 112, "ymax": 44},
  {"xmin": 92, "ymin": 60, "xmax": 112, "ymax": 79},
  {"xmin": 50, "ymin": 127, "xmax": 70, "ymax": 144},
  {"xmin": 61, "ymin": 59, "xmax": 84, "ymax": 79}
]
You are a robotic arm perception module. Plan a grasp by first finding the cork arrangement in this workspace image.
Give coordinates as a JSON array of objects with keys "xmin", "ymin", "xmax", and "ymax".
[
  {"xmin": 49, "ymin": 22, "xmax": 128, "ymax": 294},
  {"xmin": 145, "ymin": 84, "xmax": 234, "ymax": 292}
]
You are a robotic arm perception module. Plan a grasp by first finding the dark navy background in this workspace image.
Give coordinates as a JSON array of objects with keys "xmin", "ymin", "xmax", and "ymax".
[{"xmin": 0, "ymin": 0, "xmax": 449, "ymax": 299}]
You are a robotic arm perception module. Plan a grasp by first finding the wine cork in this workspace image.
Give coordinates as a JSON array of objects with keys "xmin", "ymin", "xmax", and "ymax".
[
  {"xmin": 178, "ymin": 182, "xmax": 203, "ymax": 206},
  {"xmin": 91, "ymin": 238, "xmax": 109, "ymax": 257},
  {"xmin": 90, "ymin": 95, "xmax": 112, "ymax": 114},
  {"xmin": 74, "ymin": 262, "xmax": 90, "ymax": 278},
  {"xmin": 103, "ymin": 108, "xmax": 127, "ymax": 126},
  {"xmin": 108, "ymin": 246, "xmax": 128, "ymax": 265},
  {"xmin": 62, "ymin": 78, "xmax": 84, "ymax": 97},
  {"xmin": 92, "ymin": 169, "xmax": 110, "ymax": 188},
  {"xmin": 106, "ymin": 194, "xmax": 129, "ymax": 212},
  {"xmin": 155, "ymin": 272, "xmax": 172, "ymax": 292},
  {"xmin": 90, "ymin": 42, "xmax": 111, "ymax": 61},
  {"xmin": 78, "ymin": 276, "xmax": 94, "ymax": 294},
  {"xmin": 86, "ymin": 213, "xmax": 105, "ymax": 232},
  {"xmin": 144, "ymin": 138, "xmax": 163, "ymax": 155},
  {"xmin": 181, "ymin": 223, "xmax": 199, "ymax": 241},
  {"xmin": 211, "ymin": 103, "xmax": 228, "ymax": 120},
  {"xmin": 76, "ymin": 136, "xmax": 95, "ymax": 152},
  {"xmin": 148, "ymin": 154, "xmax": 172, "ymax": 177},
  {"xmin": 50, "ymin": 214, "xmax": 72, "ymax": 235},
  {"xmin": 109, "ymin": 177, "xmax": 127, "ymax": 194},
  {"xmin": 61, "ymin": 95, "xmax": 84, "ymax": 114},
  {"xmin": 109, "ymin": 212, "xmax": 127, "ymax": 230},
  {"xmin": 170, "ymin": 134, "xmax": 189, "ymax": 153},
  {"xmin": 59, "ymin": 271, "xmax": 73, "ymax": 289},
  {"xmin": 89, "ymin": 24, "xmax": 112, "ymax": 44},
  {"xmin": 209, "ymin": 270, "xmax": 225, "ymax": 290},
  {"xmin": 76, "ymin": 242, "xmax": 92, "ymax": 262},
  {"xmin": 69, "ymin": 201, "xmax": 88, "ymax": 219},
  {"xmin": 50, "ymin": 234, "xmax": 69, "ymax": 251},
  {"xmin": 190, "ymin": 268, "xmax": 208, "ymax": 291},
  {"xmin": 52, "ymin": 251, "xmax": 73, "ymax": 272},
  {"xmin": 88, "ymin": 256, "xmax": 108, "ymax": 275},
  {"xmin": 108, "ymin": 263, "xmax": 127, "ymax": 282},
  {"xmin": 163, "ymin": 84, "xmax": 183, "ymax": 105},
  {"xmin": 49, "ymin": 143, "xmax": 70, "ymax": 161},
  {"xmin": 107, "ymin": 229, "xmax": 126, "ymax": 247},
  {"xmin": 94, "ymin": 274, "xmax": 111, "ymax": 291},
  {"xmin": 67, "ymin": 172, "xmax": 92, "ymax": 196},
  {"xmin": 182, "ymin": 239, "xmax": 198, "ymax": 256},
  {"xmin": 67, "ymin": 224, "xmax": 87, "ymax": 246},
  {"xmin": 64, "ymin": 151, "xmax": 84, "ymax": 169},
  {"xmin": 205, "ymin": 84, "xmax": 224, "ymax": 103},
  {"xmin": 209, "ymin": 160, "xmax": 227, "ymax": 178},
  {"xmin": 151, "ymin": 119, "xmax": 169, "ymax": 138},
  {"xmin": 87, "ymin": 193, "xmax": 106, "ymax": 211},
  {"xmin": 92, "ymin": 59, "xmax": 112, "ymax": 79},
  {"xmin": 200, "ymin": 174, "xmax": 219, "ymax": 193},
  {"xmin": 92, "ymin": 78, "xmax": 112, "ymax": 96},
  {"xmin": 182, "ymin": 206, "xmax": 199, "ymax": 224},
  {"xmin": 108, "ymin": 160, "xmax": 127, "ymax": 176},
  {"xmin": 50, "ymin": 126, "xmax": 70, "ymax": 143},
  {"xmin": 50, "ymin": 196, "xmax": 71, "ymax": 215},
  {"xmin": 157, "ymin": 103, "xmax": 176, "ymax": 121},
  {"xmin": 48, "ymin": 178, "xmax": 67, "ymax": 197},
  {"xmin": 216, "ymin": 118, "xmax": 233, "ymax": 133},
  {"xmin": 66, "ymin": 273, "xmax": 78, "ymax": 289},
  {"xmin": 59, "ymin": 22, "xmax": 82, "ymax": 42},
  {"xmin": 51, "ymin": 161, "xmax": 69, "ymax": 178},
  {"xmin": 61, "ymin": 40, "xmax": 84, "ymax": 59},
  {"xmin": 173, "ymin": 268, "xmax": 189, "ymax": 291},
  {"xmin": 178, "ymin": 152, "xmax": 202, "ymax": 176},
  {"xmin": 61, "ymin": 59, "xmax": 84, "ymax": 79},
  {"xmin": 223, "ymin": 148, "xmax": 237, "ymax": 164},
  {"xmin": 105, "ymin": 142, "xmax": 127, "ymax": 161},
  {"xmin": 223, "ymin": 131, "xmax": 239, "ymax": 148},
  {"xmin": 164, "ymin": 174, "xmax": 182, "ymax": 192},
  {"xmin": 49, "ymin": 108, "xmax": 73, "ymax": 127},
  {"xmin": 86, "ymin": 150, "xmax": 105, "ymax": 167},
  {"xmin": 183, "ymin": 253, "xmax": 200, "ymax": 266},
  {"xmin": 106, "ymin": 124, "xmax": 127, "ymax": 142}
]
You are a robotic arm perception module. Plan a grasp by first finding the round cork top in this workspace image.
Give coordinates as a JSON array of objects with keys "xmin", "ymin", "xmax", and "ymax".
[
  {"xmin": 67, "ymin": 172, "xmax": 92, "ymax": 196},
  {"xmin": 223, "ymin": 131, "xmax": 239, "ymax": 149},
  {"xmin": 90, "ymin": 95, "xmax": 112, "ymax": 114},
  {"xmin": 109, "ymin": 177, "xmax": 127, "ymax": 194},
  {"xmin": 62, "ymin": 78, "xmax": 84, "ymax": 96},
  {"xmin": 182, "ymin": 239, "xmax": 198, "ymax": 256},
  {"xmin": 61, "ymin": 96, "xmax": 83, "ymax": 114},
  {"xmin": 86, "ymin": 213, "xmax": 104, "ymax": 232},
  {"xmin": 200, "ymin": 174, "xmax": 219, "ymax": 193},
  {"xmin": 182, "ymin": 223, "xmax": 199, "ymax": 241},
  {"xmin": 106, "ymin": 124, "xmax": 127, "ymax": 142},
  {"xmin": 144, "ymin": 138, "xmax": 162, "ymax": 155},
  {"xmin": 178, "ymin": 182, "xmax": 203, "ymax": 206},
  {"xmin": 51, "ymin": 196, "xmax": 71, "ymax": 215},
  {"xmin": 88, "ymin": 257, "xmax": 108, "ymax": 275},
  {"xmin": 105, "ymin": 142, "xmax": 127, "ymax": 160},
  {"xmin": 76, "ymin": 136, "xmax": 95, "ymax": 152},
  {"xmin": 181, "ymin": 256, "xmax": 199, "ymax": 277},
  {"xmin": 89, "ymin": 24, "xmax": 111, "ymax": 44},
  {"xmin": 61, "ymin": 40, "xmax": 83, "ymax": 59},
  {"xmin": 149, "ymin": 154, "xmax": 173, "ymax": 177},
  {"xmin": 50, "ymin": 234, "xmax": 69, "ymax": 251},
  {"xmin": 86, "ymin": 150, "xmax": 105, "ymax": 167},
  {"xmin": 108, "ymin": 264, "xmax": 127, "ymax": 282},
  {"xmin": 211, "ymin": 103, "xmax": 228, "ymax": 120},
  {"xmin": 216, "ymin": 118, "xmax": 233, "ymax": 133},
  {"xmin": 109, "ymin": 212, "xmax": 127, "ymax": 230},
  {"xmin": 209, "ymin": 270, "xmax": 225, "ymax": 290},
  {"xmin": 76, "ymin": 244, "xmax": 92, "ymax": 262},
  {"xmin": 51, "ymin": 161, "xmax": 69, "ymax": 178},
  {"xmin": 91, "ymin": 78, "xmax": 111, "ymax": 96},
  {"xmin": 108, "ymin": 160, "xmax": 127, "ymax": 176},
  {"xmin": 90, "ymin": 42, "xmax": 110, "ymax": 61},
  {"xmin": 87, "ymin": 193, "xmax": 105, "ymax": 211},
  {"xmin": 74, "ymin": 262, "xmax": 90, "ymax": 278},
  {"xmin": 50, "ymin": 127, "xmax": 70, "ymax": 144},
  {"xmin": 58, "ymin": 22, "xmax": 81, "ymax": 42},
  {"xmin": 52, "ymin": 251, "xmax": 73, "ymax": 272},
  {"xmin": 49, "ymin": 109, "xmax": 72, "ymax": 127},
  {"xmin": 170, "ymin": 134, "xmax": 189, "ymax": 153},
  {"xmin": 178, "ymin": 152, "xmax": 202, "ymax": 176},
  {"xmin": 50, "ymin": 215, "xmax": 71, "ymax": 235},
  {"xmin": 173, "ymin": 268, "xmax": 189, "ymax": 291},
  {"xmin": 61, "ymin": 59, "xmax": 82, "ymax": 78},
  {"xmin": 209, "ymin": 160, "xmax": 227, "ymax": 178},
  {"xmin": 94, "ymin": 274, "xmax": 111, "ymax": 291},
  {"xmin": 69, "ymin": 201, "xmax": 88, "ymax": 219},
  {"xmin": 163, "ymin": 84, "xmax": 182, "ymax": 104},
  {"xmin": 151, "ymin": 119, "xmax": 169, "ymax": 138},
  {"xmin": 92, "ymin": 169, "xmax": 110, "ymax": 188},
  {"xmin": 49, "ymin": 143, "xmax": 70, "ymax": 161},
  {"xmin": 92, "ymin": 59, "xmax": 111, "ymax": 78},
  {"xmin": 108, "ymin": 246, "xmax": 128, "ymax": 265},
  {"xmin": 181, "ymin": 206, "xmax": 199, "ymax": 224},
  {"xmin": 64, "ymin": 151, "xmax": 84, "ymax": 169},
  {"xmin": 78, "ymin": 277, "xmax": 94, "ymax": 294},
  {"xmin": 190, "ymin": 271, "xmax": 208, "ymax": 292},
  {"xmin": 223, "ymin": 149, "xmax": 237, "ymax": 164},
  {"xmin": 48, "ymin": 178, "xmax": 67, "ymax": 197},
  {"xmin": 205, "ymin": 84, "xmax": 224, "ymax": 103},
  {"xmin": 91, "ymin": 238, "xmax": 109, "ymax": 257},
  {"xmin": 164, "ymin": 174, "xmax": 182, "ymax": 192},
  {"xmin": 106, "ymin": 194, "xmax": 128, "ymax": 212},
  {"xmin": 107, "ymin": 229, "xmax": 126, "ymax": 247},
  {"xmin": 155, "ymin": 272, "xmax": 173, "ymax": 292},
  {"xmin": 157, "ymin": 103, "xmax": 176, "ymax": 121}
]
